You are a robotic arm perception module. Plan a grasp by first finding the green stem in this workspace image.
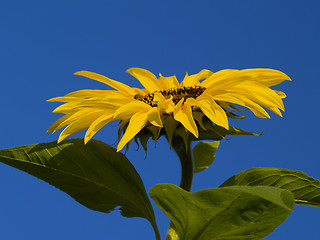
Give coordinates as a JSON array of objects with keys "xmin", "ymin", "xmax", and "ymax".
[
  {"xmin": 166, "ymin": 137, "xmax": 194, "ymax": 239},
  {"xmin": 152, "ymin": 223, "xmax": 161, "ymax": 240},
  {"xmin": 171, "ymin": 138, "xmax": 193, "ymax": 192}
]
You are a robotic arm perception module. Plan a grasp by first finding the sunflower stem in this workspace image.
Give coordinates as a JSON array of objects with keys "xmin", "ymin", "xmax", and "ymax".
[
  {"xmin": 166, "ymin": 136, "xmax": 193, "ymax": 239},
  {"xmin": 153, "ymin": 223, "xmax": 161, "ymax": 240},
  {"xmin": 172, "ymin": 138, "xmax": 193, "ymax": 192}
]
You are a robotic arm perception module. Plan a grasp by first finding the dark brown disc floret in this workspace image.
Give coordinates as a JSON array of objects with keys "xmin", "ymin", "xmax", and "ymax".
[{"xmin": 134, "ymin": 86, "xmax": 206, "ymax": 107}]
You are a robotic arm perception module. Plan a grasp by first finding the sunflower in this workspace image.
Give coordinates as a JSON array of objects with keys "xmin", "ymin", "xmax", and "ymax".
[{"xmin": 47, "ymin": 68, "xmax": 290, "ymax": 151}]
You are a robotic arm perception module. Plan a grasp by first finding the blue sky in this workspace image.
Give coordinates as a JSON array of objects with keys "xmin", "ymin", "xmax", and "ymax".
[{"xmin": 1, "ymin": 0, "xmax": 319, "ymax": 239}]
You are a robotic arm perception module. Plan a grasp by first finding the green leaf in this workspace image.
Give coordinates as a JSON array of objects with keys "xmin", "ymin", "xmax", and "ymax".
[
  {"xmin": 194, "ymin": 125, "xmax": 260, "ymax": 141},
  {"xmin": 193, "ymin": 141, "xmax": 219, "ymax": 173},
  {"xmin": 150, "ymin": 184, "xmax": 294, "ymax": 240},
  {"xmin": 220, "ymin": 167, "xmax": 320, "ymax": 207},
  {"xmin": 0, "ymin": 139, "xmax": 160, "ymax": 239}
]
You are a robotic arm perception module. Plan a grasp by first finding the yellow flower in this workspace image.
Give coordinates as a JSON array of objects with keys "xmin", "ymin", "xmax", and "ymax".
[{"xmin": 48, "ymin": 68, "xmax": 290, "ymax": 151}]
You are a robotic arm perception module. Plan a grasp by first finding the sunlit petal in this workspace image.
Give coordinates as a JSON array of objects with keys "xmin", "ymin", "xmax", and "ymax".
[
  {"xmin": 238, "ymin": 68, "xmax": 291, "ymax": 86},
  {"xmin": 230, "ymin": 82, "xmax": 285, "ymax": 111},
  {"xmin": 153, "ymin": 92, "xmax": 165, "ymax": 101},
  {"xmin": 202, "ymin": 68, "xmax": 291, "ymax": 90},
  {"xmin": 58, "ymin": 112, "xmax": 104, "ymax": 143},
  {"xmin": 49, "ymin": 67, "xmax": 289, "ymax": 151},
  {"xmin": 127, "ymin": 68, "xmax": 161, "ymax": 92},
  {"xmin": 211, "ymin": 100, "xmax": 229, "ymax": 130},
  {"xmin": 85, "ymin": 113, "xmax": 115, "ymax": 144},
  {"xmin": 74, "ymin": 71, "xmax": 135, "ymax": 95},
  {"xmin": 201, "ymin": 69, "xmax": 238, "ymax": 88},
  {"xmin": 240, "ymin": 97, "xmax": 270, "ymax": 118},
  {"xmin": 148, "ymin": 108, "xmax": 163, "ymax": 127},
  {"xmin": 117, "ymin": 111, "xmax": 148, "ymax": 151},
  {"xmin": 50, "ymin": 109, "xmax": 101, "ymax": 133},
  {"xmin": 52, "ymin": 102, "xmax": 80, "ymax": 113},
  {"xmin": 209, "ymin": 92, "xmax": 245, "ymax": 107},
  {"xmin": 275, "ymin": 90, "xmax": 287, "ymax": 99},
  {"xmin": 47, "ymin": 96, "xmax": 81, "ymax": 102},
  {"xmin": 154, "ymin": 92, "xmax": 175, "ymax": 113},
  {"xmin": 65, "ymin": 89, "xmax": 113, "ymax": 98},
  {"xmin": 47, "ymin": 114, "xmax": 71, "ymax": 133},
  {"xmin": 114, "ymin": 101, "xmax": 151, "ymax": 120},
  {"xmin": 196, "ymin": 94, "xmax": 229, "ymax": 129},
  {"xmin": 173, "ymin": 99, "xmax": 198, "ymax": 138},
  {"xmin": 185, "ymin": 98, "xmax": 216, "ymax": 125},
  {"xmin": 269, "ymin": 107, "xmax": 282, "ymax": 117},
  {"xmin": 181, "ymin": 69, "xmax": 214, "ymax": 87},
  {"xmin": 158, "ymin": 74, "xmax": 180, "ymax": 89}
]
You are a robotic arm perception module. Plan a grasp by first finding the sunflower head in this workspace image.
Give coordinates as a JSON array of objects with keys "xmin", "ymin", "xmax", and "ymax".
[{"xmin": 47, "ymin": 67, "xmax": 291, "ymax": 152}]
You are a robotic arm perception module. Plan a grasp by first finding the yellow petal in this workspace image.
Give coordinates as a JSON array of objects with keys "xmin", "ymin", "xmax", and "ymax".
[
  {"xmin": 47, "ymin": 114, "xmax": 71, "ymax": 133},
  {"xmin": 117, "ymin": 111, "xmax": 148, "ymax": 151},
  {"xmin": 85, "ymin": 113, "xmax": 115, "ymax": 143},
  {"xmin": 158, "ymin": 74, "xmax": 180, "ymax": 89},
  {"xmin": 269, "ymin": 107, "xmax": 282, "ymax": 117},
  {"xmin": 147, "ymin": 108, "xmax": 163, "ymax": 127},
  {"xmin": 58, "ymin": 112, "xmax": 103, "ymax": 143},
  {"xmin": 210, "ymin": 92, "xmax": 245, "ymax": 107},
  {"xmin": 75, "ymin": 101, "xmax": 123, "ymax": 110},
  {"xmin": 65, "ymin": 89, "xmax": 111, "ymax": 98},
  {"xmin": 52, "ymin": 102, "xmax": 79, "ymax": 113},
  {"xmin": 154, "ymin": 92, "xmax": 175, "ymax": 113},
  {"xmin": 202, "ymin": 68, "xmax": 290, "ymax": 90},
  {"xmin": 215, "ymin": 92, "xmax": 270, "ymax": 118},
  {"xmin": 126, "ymin": 68, "xmax": 161, "ymax": 92},
  {"xmin": 74, "ymin": 71, "xmax": 135, "ymax": 95},
  {"xmin": 56, "ymin": 100, "xmax": 121, "ymax": 113},
  {"xmin": 164, "ymin": 99, "xmax": 176, "ymax": 113},
  {"xmin": 47, "ymin": 96, "xmax": 81, "ymax": 102},
  {"xmin": 211, "ymin": 100, "xmax": 229, "ymax": 130},
  {"xmin": 201, "ymin": 69, "xmax": 238, "ymax": 89},
  {"xmin": 114, "ymin": 101, "xmax": 151, "ymax": 120},
  {"xmin": 206, "ymin": 79, "xmax": 285, "ymax": 117},
  {"xmin": 173, "ymin": 99, "xmax": 198, "ymax": 138},
  {"xmin": 65, "ymin": 89, "xmax": 131, "ymax": 101},
  {"xmin": 238, "ymin": 68, "xmax": 291, "ymax": 87},
  {"xmin": 153, "ymin": 92, "xmax": 165, "ymax": 101},
  {"xmin": 195, "ymin": 69, "xmax": 214, "ymax": 80},
  {"xmin": 181, "ymin": 69, "xmax": 214, "ymax": 87},
  {"xmin": 275, "ymin": 90, "xmax": 287, "ymax": 99},
  {"xmin": 209, "ymin": 92, "xmax": 271, "ymax": 118},
  {"xmin": 97, "ymin": 92, "xmax": 133, "ymax": 105},
  {"xmin": 230, "ymin": 83, "xmax": 284, "ymax": 111},
  {"xmin": 194, "ymin": 94, "xmax": 229, "ymax": 130},
  {"xmin": 175, "ymin": 97, "xmax": 184, "ymax": 108},
  {"xmin": 185, "ymin": 98, "xmax": 216, "ymax": 125},
  {"xmin": 240, "ymin": 97, "xmax": 270, "ymax": 118},
  {"xmin": 50, "ymin": 109, "xmax": 102, "ymax": 133},
  {"xmin": 186, "ymin": 98, "xmax": 214, "ymax": 122}
]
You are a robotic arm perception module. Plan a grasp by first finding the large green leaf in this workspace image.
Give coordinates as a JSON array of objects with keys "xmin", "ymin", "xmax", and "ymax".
[
  {"xmin": 193, "ymin": 141, "xmax": 219, "ymax": 173},
  {"xmin": 0, "ymin": 139, "xmax": 160, "ymax": 239},
  {"xmin": 220, "ymin": 167, "xmax": 320, "ymax": 207},
  {"xmin": 150, "ymin": 184, "xmax": 294, "ymax": 240}
]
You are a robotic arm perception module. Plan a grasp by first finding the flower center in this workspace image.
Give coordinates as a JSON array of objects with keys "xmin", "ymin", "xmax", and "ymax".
[{"xmin": 134, "ymin": 86, "xmax": 206, "ymax": 107}]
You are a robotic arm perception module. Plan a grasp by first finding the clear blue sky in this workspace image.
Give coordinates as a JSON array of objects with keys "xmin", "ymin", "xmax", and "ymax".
[{"xmin": 1, "ymin": 1, "xmax": 319, "ymax": 239}]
